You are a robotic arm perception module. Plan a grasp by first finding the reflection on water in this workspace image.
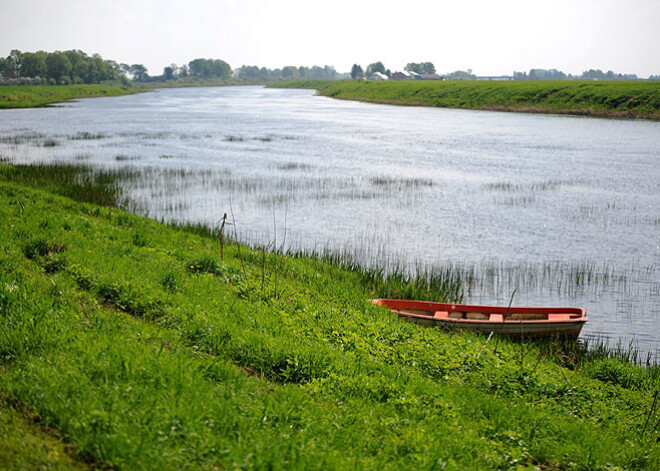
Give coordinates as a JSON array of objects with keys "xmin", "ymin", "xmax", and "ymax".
[{"xmin": 1, "ymin": 86, "xmax": 659, "ymax": 356}]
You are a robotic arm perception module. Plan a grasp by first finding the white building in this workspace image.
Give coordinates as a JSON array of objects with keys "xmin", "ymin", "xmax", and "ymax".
[{"xmin": 368, "ymin": 72, "xmax": 389, "ymax": 81}]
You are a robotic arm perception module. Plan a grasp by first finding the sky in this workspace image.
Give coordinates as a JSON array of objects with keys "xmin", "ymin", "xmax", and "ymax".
[{"xmin": 1, "ymin": 0, "xmax": 659, "ymax": 77}]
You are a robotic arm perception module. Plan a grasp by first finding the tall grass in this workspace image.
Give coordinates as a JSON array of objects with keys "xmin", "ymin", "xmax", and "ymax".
[{"xmin": 0, "ymin": 163, "xmax": 123, "ymax": 207}]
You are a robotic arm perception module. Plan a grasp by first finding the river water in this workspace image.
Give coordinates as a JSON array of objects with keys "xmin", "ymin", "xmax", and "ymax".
[{"xmin": 1, "ymin": 86, "xmax": 659, "ymax": 356}]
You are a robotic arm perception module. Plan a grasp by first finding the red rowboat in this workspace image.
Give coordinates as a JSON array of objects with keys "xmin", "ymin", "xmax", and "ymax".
[{"xmin": 372, "ymin": 299, "xmax": 587, "ymax": 339}]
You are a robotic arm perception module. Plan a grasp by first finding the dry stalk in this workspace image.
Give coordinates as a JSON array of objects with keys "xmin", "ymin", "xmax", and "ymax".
[{"xmin": 477, "ymin": 332, "xmax": 494, "ymax": 359}]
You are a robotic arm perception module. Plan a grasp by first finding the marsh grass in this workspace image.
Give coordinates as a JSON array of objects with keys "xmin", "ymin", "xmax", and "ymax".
[
  {"xmin": 276, "ymin": 161, "xmax": 313, "ymax": 171},
  {"xmin": 67, "ymin": 132, "xmax": 106, "ymax": 141},
  {"xmin": 484, "ymin": 179, "xmax": 578, "ymax": 192},
  {"xmin": 370, "ymin": 176, "xmax": 434, "ymax": 188},
  {"xmin": 0, "ymin": 132, "xmax": 61, "ymax": 148},
  {"xmin": 114, "ymin": 154, "xmax": 141, "ymax": 161},
  {"xmin": 0, "ymin": 163, "xmax": 124, "ymax": 207}
]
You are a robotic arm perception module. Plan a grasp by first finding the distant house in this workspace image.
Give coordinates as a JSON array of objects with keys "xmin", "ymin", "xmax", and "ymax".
[
  {"xmin": 391, "ymin": 71, "xmax": 415, "ymax": 80},
  {"xmin": 476, "ymin": 76, "xmax": 514, "ymax": 81},
  {"xmin": 418, "ymin": 74, "xmax": 445, "ymax": 81},
  {"xmin": 391, "ymin": 71, "xmax": 444, "ymax": 80},
  {"xmin": 368, "ymin": 72, "xmax": 389, "ymax": 81}
]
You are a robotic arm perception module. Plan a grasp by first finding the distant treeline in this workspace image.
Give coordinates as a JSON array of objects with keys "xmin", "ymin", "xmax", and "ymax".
[
  {"xmin": 0, "ymin": 49, "xmax": 126, "ymax": 85},
  {"xmin": 149, "ymin": 63, "xmax": 342, "ymax": 82},
  {"xmin": 513, "ymin": 68, "xmax": 643, "ymax": 81},
  {"xmin": 3, "ymin": 49, "xmax": 657, "ymax": 86},
  {"xmin": 139, "ymin": 58, "xmax": 232, "ymax": 83},
  {"xmin": 0, "ymin": 50, "xmax": 235, "ymax": 85},
  {"xmin": 350, "ymin": 61, "xmax": 655, "ymax": 81},
  {"xmin": 234, "ymin": 65, "xmax": 341, "ymax": 80},
  {"xmin": 0, "ymin": 48, "xmax": 345, "ymax": 85}
]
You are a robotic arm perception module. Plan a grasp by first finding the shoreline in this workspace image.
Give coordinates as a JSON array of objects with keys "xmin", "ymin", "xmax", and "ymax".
[
  {"xmin": 269, "ymin": 79, "xmax": 660, "ymax": 121},
  {"xmin": 0, "ymin": 84, "xmax": 142, "ymax": 109}
]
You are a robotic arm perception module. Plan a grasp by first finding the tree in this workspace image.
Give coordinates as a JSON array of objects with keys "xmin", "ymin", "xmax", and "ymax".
[
  {"xmin": 64, "ymin": 50, "xmax": 89, "ymax": 83},
  {"xmin": 46, "ymin": 52, "xmax": 73, "ymax": 83},
  {"xmin": 281, "ymin": 66, "xmax": 298, "ymax": 78},
  {"xmin": 350, "ymin": 64, "xmax": 364, "ymax": 79},
  {"xmin": 366, "ymin": 61, "xmax": 385, "ymax": 76},
  {"xmin": 187, "ymin": 58, "xmax": 206, "ymax": 76},
  {"xmin": 445, "ymin": 70, "xmax": 476, "ymax": 80},
  {"xmin": 4, "ymin": 50, "xmax": 22, "ymax": 78},
  {"xmin": 85, "ymin": 54, "xmax": 108, "ymax": 83},
  {"xmin": 405, "ymin": 62, "xmax": 436, "ymax": 75},
  {"xmin": 130, "ymin": 64, "xmax": 148, "ymax": 81},
  {"xmin": 209, "ymin": 59, "xmax": 231, "ymax": 79},
  {"xmin": 163, "ymin": 66, "xmax": 175, "ymax": 81},
  {"xmin": 20, "ymin": 51, "xmax": 47, "ymax": 78},
  {"xmin": 104, "ymin": 60, "xmax": 123, "ymax": 81},
  {"xmin": 421, "ymin": 62, "xmax": 436, "ymax": 74},
  {"xmin": 187, "ymin": 58, "xmax": 231, "ymax": 79}
]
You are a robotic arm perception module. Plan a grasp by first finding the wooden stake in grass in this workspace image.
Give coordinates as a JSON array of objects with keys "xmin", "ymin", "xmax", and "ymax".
[
  {"xmin": 218, "ymin": 213, "xmax": 227, "ymax": 259},
  {"xmin": 494, "ymin": 288, "xmax": 517, "ymax": 354},
  {"xmin": 277, "ymin": 206, "xmax": 288, "ymax": 300},
  {"xmin": 273, "ymin": 212, "xmax": 277, "ymax": 299},
  {"xmin": 229, "ymin": 200, "xmax": 247, "ymax": 280},
  {"xmin": 504, "ymin": 288, "xmax": 517, "ymax": 321},
  {"xmin": 520, "ymin": 319, "xmax": 525, "ymax": 371},
  {"xmin": 477, "ymin": 332, "xmax": 494, "ymax": 359}
]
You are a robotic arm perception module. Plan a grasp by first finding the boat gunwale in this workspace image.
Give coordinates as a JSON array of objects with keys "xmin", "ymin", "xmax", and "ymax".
[
  {"xmin": 396, "ymin": 311, "xmax": 588, "ymax": 325},
  {"xmin": 372, "ymin": 298, "xmax": 588, "ymax": 324}
]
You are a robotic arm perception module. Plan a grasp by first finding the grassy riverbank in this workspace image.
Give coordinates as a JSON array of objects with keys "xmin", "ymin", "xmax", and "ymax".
[
  {"xmin": 270, "ymin": 80, "xmax": 660, "ymax": 120},
  {"xmin": 2, "ymin": 164, "xmax": 660, "ymax": 469},
  {"xmin": 0, "ymin": 84, "xmax": 140, "ymax": 109}
]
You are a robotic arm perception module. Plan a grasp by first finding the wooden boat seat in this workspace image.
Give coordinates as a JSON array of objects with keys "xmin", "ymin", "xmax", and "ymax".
[
  {"xmin": 465, "ymin": 312, "xmax": 489, "ymax": 320},
  {"xmin": 507, "ymin": 313, "xmax": 546, "ymax": 321},
  {"xmin": 433, "ymin": 311, "xmax": 449, "ymax": 319},
  {"xmin": 448, "ymin": 311, "xmax": 464, "ymax": 319},
  {"xmin": 547, "ymin": 313, "xmax": 572, "ymax": 321}
]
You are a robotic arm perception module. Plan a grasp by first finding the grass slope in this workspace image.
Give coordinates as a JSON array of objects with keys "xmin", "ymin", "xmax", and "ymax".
[
  {"xmin": 0, "ymin": 84, "xmax": 140, "ymax": 109},
  {"xmin": 1, "ymin": 164, "xmax": 660, "ymax": 469},
  {"xmin": 0, "ymin": 395, "xmax": 89, "ymax": 470},
  {"xmin": 270, "ymin": 80, "xmax": 660, "ymax": 120}
]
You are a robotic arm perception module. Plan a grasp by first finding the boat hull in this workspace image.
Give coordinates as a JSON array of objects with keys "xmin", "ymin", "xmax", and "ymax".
[{"xmin": 373, "ymin": 299, "xmax": 587, "ymax": 339}]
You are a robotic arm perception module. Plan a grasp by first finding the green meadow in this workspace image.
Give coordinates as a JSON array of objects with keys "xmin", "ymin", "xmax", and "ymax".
[
  {"xmin": 270, "ymin": 80, "xmax": 660, "ymax": 120},
  {"xmin": 0, "ymin": 163, "xmax": 660, "ymax": 469},
  {"xmin": 0, "ymin": 84, "xmax": 139, "ymax": 109}
]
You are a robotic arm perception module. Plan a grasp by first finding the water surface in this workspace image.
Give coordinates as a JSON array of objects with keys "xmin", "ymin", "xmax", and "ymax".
[{"xmin": 1, "ymin": 86, "xmax": 658, "ymax": 356}]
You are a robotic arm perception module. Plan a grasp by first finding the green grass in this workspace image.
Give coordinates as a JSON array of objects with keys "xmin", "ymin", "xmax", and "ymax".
[
  {"xmin": 0, "ymin": 394, "xmax": 90, "ymax": 470},
  {"xmin": 270, "ymin": 80, "xmax": 660, "ymax": 120},
  {"xmin": 0, "ymin": 84, "xmax": 140, "ymax": 109},
  {"xmin": 2, "ymin": 164, "xmax": 660, "ymax": 469}
]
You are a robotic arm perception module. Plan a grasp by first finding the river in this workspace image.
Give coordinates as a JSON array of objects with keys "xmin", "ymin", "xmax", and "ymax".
[{"xmin": 1, "ymin": 86, "xmax": 659, "ymax": 356}]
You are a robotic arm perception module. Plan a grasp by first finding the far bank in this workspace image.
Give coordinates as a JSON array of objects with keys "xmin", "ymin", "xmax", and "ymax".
[
  {"xmin": 269, "ymin": 79, "xmax": 660, "ymax": 120},
  {"xmin": 0, "ymin": 84, "xmax": 141, "ymax": 109}
]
